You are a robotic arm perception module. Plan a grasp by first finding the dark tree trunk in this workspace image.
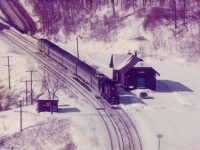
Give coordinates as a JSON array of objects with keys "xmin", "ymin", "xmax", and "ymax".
[
  {"xmin": 98, "ymin": 0, "xmax": 101, "ymax": 10},
  {"xmin": 170, "ymin": 0, "xmax": 173, "ymax": 7},
  {"xmin": 183, "ymin": 0, "xmax": 186, "ymax": 26},
  {"xmin": 142, "ymin": 0, "xmax": 146, "ymax": 13},
  {"xmin": 173, "ymin": 0, "xmax": 177, "ymax": 28},
  {"xmin": 111, "ymin": 0, "xmax": 115, "ymax": 14},
  {"xmin": 90, "ymin": 0, "xmax": 93, "ymax": 10},
  {"xmin": 132, "ymin": 0, "xmax": 135, "ymax": 10},
  {"xmin": 160, "ymin": 0, "xmax": 164, "ymax": 7}
]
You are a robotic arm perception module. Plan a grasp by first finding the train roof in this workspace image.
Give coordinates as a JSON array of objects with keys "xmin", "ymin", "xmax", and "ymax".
[
  {"xmin": 78, "ymin": 61, "xmax": 96, "ymax": 73},
  {"xmin": 38, "ymin": 39, "xmax": 55, "ymax": 46},
  {"xmin": 63, "ymin": 53, "xmax": 80, "ymax": 63},
  {"xmin": 49, "ymin": 44, "xmax": 67, "ymax": 55}
]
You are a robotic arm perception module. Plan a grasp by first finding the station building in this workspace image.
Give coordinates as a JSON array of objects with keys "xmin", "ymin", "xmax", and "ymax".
[{"xmin": 109, "ymin": 52, "xmax": 160, "ymax": 90}]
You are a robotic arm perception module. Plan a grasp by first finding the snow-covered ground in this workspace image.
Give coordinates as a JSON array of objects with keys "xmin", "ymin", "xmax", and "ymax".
[
  {"xmin": 0, "ymin": 33, "xmax": 110, "ymax": 150},
  {"xmin": 55, "ymin": 11, "xmax": 200, "ymax": 149},
  {"xmin": 1, "ymin": 28, "xmax": 200, "ymax": 149},
  {"xmin": 75, "ymin": 43, "xmax": 200, "ymax": 149},
  {"xmin": 124, "ymin": 59, "xmax": 200, "ymax": 150}
]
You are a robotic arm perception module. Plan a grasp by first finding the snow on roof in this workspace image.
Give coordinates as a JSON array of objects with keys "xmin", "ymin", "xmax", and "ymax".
[
  {"xmin": 134, "ymin": 61, "xmax": 160, "ymax": 75},
  {"xmin": 119, "ymin": 56, "xmax": 142, "ymax": 73},
  {"xmin": 115, "ymin": 56, "xmax": 132, "ymax": 70},
  {"xmin": 134, "ymin": 61, "xmax": 151, "ymax": 68},
  {"xmin": 111, "ymin": 54, "xmax": 132, "ymax": 69},
  {"xmin": 110, "ymin": 53, "xmax": 160, "ymax": 75}
]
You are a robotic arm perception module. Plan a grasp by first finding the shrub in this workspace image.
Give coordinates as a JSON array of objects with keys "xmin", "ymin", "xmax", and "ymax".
[{"xmin": 143, "ymin": 7, "xmax": 170, "ymax": 30}]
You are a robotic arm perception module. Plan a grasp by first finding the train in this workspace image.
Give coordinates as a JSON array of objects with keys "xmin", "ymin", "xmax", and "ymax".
[{"xmin": 37, "ymin": 39, "xmax": 119, "ymax": 104}]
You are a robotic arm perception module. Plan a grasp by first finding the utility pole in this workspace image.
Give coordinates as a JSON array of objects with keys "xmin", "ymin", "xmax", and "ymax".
[
  {"xmin": 76, "ymin": 35, "xmax": 83, "ymax": 60},
  {"xmin": 76, "ymin": 37, "xmax": 79, "ymax": 59},
  {"xmin": 26, "ymin": 70, "xmax": 37, "ymax": 105},
  {"xmin": 3, "ymin": 56, "xmax": 13, "ymax": 90},
  {"xmin": 21, "ymin": 80, "xmax": 30, "ymax": 106},
  {"xmin": 157, "ymin": 134, "xmax": 163, "ymax": 149},
  {"xmin": 14, "ymin": 100, "xmax": 28, "ymax": 132},
  {"xmin": 20, "ymin": 100, "xmax": 22, "ymax": 132},
  {"xmin": 43, "ymin": 69, "xmax": 47, "ymax": 90}
]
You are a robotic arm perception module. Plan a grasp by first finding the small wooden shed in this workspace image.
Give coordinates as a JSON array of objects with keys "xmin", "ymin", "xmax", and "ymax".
[
  {"xmin": 110, "ymin": 53, "xmax": 160, "ymax": 90},
  {"xmin": 37, "ymin": 100, "xmax": 59, "ymax": 113}
]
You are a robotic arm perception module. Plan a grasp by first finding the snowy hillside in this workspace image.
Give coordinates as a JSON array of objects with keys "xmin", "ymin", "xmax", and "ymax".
[{"xmin": 22, "ymin": 0, "xmax": 200, "ymax": 62}]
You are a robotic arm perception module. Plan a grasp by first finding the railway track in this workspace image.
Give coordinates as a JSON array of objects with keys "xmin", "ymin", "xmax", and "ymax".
[
  {"xmin": 99, "ymin": 99, "xmax": 143, "ymax": 150},
  {"xmin": 9, "ymin": 29, "xmax": 38, "ymax": 49},
  {"xmin": 0, "ymin": 29, "xmax": 142, "ymax": 150}
]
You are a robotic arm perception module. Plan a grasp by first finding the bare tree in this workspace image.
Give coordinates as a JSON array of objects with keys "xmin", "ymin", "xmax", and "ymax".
[
  {"xmin": 43, "ymin": 71, "xmax": 64, "ymax": 100},
  {"xmin": 183, "ymin": 0, "xmax": 186, "ymax": 26}
]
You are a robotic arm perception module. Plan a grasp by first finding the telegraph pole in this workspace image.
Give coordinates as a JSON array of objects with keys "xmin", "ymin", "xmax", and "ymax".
[
  {"xmin": 21, "ymin": 80, "xmax": 30, "ymax": 105},
  {"xmin": 43, "ymin": 69, "xmax": 47, "ymax": 90},
  {"xmin": 3, "ymin": 56, "xmax": 13, "ymax": 90},
  {"xmin": 76, "ymin": 35, "xmax": 83, "ymax": 60},
  {"xmin": 20, "ymin": 100, "xmax": 22, "ymax": 132},
  {"xmin": 76, "ymin": 36, "xmax": 79, "ymax": 59},
  {"xmin": 157, "ymin": 134, "xmax": 163, "ymax": 149},
  {"xmin": 26, "ymin": 70, "xmax": 37, "ymax": 105},
  {"xmin": 14, "ymin": 100, "xmax": 27, "ymax": 132}
]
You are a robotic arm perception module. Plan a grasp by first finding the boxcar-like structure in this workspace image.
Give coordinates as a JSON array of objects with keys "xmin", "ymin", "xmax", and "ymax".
[
  {"xmin": 110, "ymin": 53, "xmax": 160, "ymax": 91},
  {"xmin": 37, "ymin": 100, "xmax": 59, "ymax": 113}
]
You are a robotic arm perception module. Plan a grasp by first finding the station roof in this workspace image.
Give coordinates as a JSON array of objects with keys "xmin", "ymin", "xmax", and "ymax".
[
  {"xmin": 110, "ymin": 53, "xmax": 160, "ymax": 75},
  {"xmin": 110, "ymin": 53, "xmax": 142, "ymax": 70}
]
